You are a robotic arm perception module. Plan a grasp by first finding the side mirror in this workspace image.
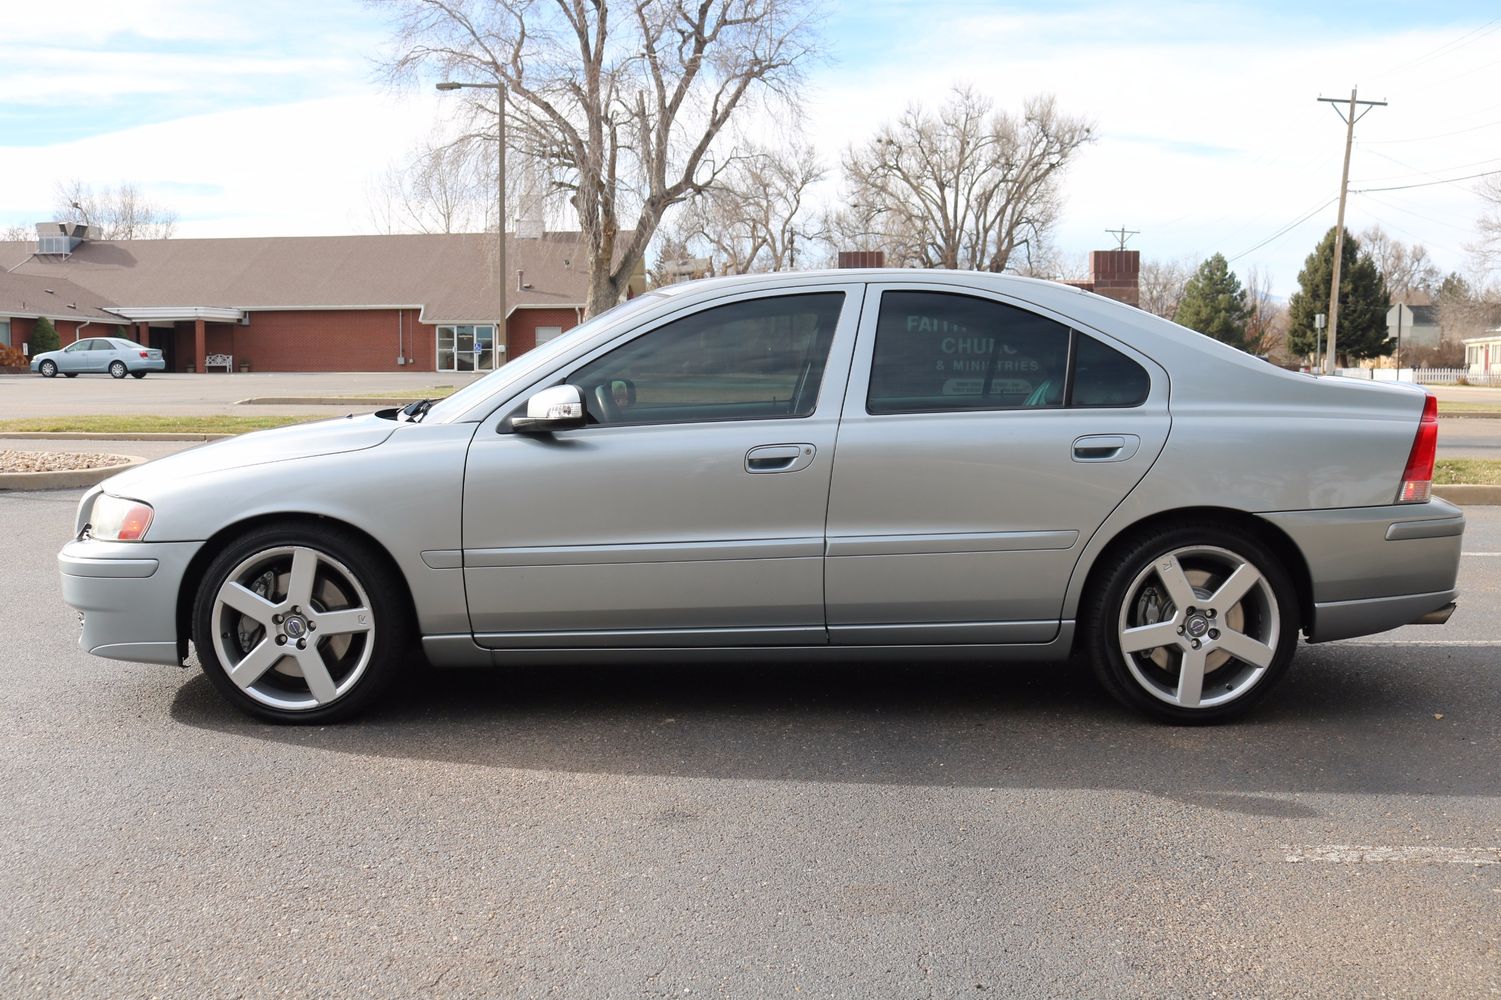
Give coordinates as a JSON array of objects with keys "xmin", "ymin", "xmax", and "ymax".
[{"xmin": 511, "ymin": 384, "xmax": 587, "ymax": 433}]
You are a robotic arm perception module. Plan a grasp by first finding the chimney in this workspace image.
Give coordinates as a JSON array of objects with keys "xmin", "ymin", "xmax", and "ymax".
[
  {"xmin": 1087, "ymin": 250, "xmax": 1140, "ymax": 307},
  {"xmin": 838, "ymin": 250, "xmax": 885, "ymax": 268}
]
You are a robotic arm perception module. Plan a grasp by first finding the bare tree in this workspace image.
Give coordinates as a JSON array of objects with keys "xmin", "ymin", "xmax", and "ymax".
[
  {"xmin": 1, "ymin": 224, "xmax": 32, "ymax": 242},
  {"xmin": 840, "ymin": 88, "xmax": 1093, "ymax": 272},
  {"xmin": 54, "ymin": 180, "xmax": 177, "ymax": 239},
  {"xmin": 371, "ymin": 136, "xmax": 493, "ymax": 234},
  {"xmin": 1242, "ymin": 266, "xmax": 1287, "ymax": 359},
  {"xmin": 1360, "ymin": 225, "xmax": 1439, "ymax": 301},
  {"xmin": 1137, "ymin": 257, "xmax": 1194, "ymax": 321},
  {"xmin": 667, "ymin": 140, "xmax": 825, "ymax": 274},
  {"xmin": 1473, "ymin": 174, "xmax": 1501, "ymax": 274},
  {"xmin": 376, "ymin": 0, "xmax": 821, "ymax": 316}
]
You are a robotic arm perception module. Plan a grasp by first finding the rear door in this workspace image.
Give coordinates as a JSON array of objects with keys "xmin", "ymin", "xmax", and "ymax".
[{"xmin": 824, "ymin": 284, "xmax": 1170, "ymax": 644}]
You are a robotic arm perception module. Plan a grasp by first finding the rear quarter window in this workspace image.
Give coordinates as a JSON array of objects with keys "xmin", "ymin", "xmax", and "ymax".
[{"xmin": 1071, "ymin": 334, "xmax": 1150, "ymax": 408}]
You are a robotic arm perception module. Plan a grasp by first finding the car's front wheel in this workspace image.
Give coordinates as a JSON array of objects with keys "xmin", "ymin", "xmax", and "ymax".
[
  {"xmin": 109, "ymin": 361, "xmax": 128, "ymax": 379},
  {"xmin": 39, "ymin": 360, "xmax": 57, "ymax": 377},
  {"xmin": 1083, "ymin": 523, "xmax": 1299, "ymax": 723},
  {"xmin": 192, "ymin": 524, "xmax": 411, "ymax": 723}
]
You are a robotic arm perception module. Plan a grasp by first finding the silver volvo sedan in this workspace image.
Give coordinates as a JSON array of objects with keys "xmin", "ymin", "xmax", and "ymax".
[{"xmin": 58, "ymin": 271, "xmax": 1463, "ymax": 724}]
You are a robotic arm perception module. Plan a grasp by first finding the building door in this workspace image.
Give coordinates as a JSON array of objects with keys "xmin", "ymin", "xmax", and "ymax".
[
  {"xmin": 148, "ymin": 328, "xmax": 176, "ymax": 372},
  {"xmin": 437, "ymin": 324, "xmax": 498, "ymax": 372}
]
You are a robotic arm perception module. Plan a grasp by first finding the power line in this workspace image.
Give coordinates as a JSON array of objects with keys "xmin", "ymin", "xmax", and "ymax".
[
  {"xmin": 1354, "ymin": 148, "xmax": 1501, "ymax": 184},
  {"xmin": 1351, "ymin": 168, "xmax": 1501, "ymax": 193},
  {"xmin": 1382, "ymin": 18, "xmax": 1501, "ymax": 78},
  {"xmin": 1227, "ymin": 197, "xmax": 1338, "ymax": 262},
  {"xmin": 1360, "ymin": 117, "xmax": 1501, "ymax": 145}
]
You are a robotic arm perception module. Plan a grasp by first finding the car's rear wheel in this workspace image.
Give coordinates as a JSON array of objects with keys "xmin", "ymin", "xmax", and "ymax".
[
  {"xmin": 192, "ymin": 524, "xmax": 411, "ymax": 723},
  {"xmin": 39, "ymin": 360, "xmax": 57, "ymax": 377},
  {"xmin": 1083, "ymin": 523, "xmax": 1299, "ymax": 723},
  {"xmin": 109, "ymin": 360, "xmax": 127, "ymax": 379},
  {"xmin": 130, "ymin": 371, "xmax": 147, "ymax": 379},
  {"xmin": 64, "ymin": 372, "xmax": 78, "ymax": 378}
]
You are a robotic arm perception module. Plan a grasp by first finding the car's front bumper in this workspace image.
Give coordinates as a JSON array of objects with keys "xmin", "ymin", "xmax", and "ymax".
[
  {"xmin": 1261, "ymin": 499, "xmax": 1465, "ymax": 642},
  {"xmin": 58, "ymin": 539, "xmax": 198, "ymax": 665}
]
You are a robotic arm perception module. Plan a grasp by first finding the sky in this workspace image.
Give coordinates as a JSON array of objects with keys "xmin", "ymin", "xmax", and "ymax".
[{"xmin": 1, "ymin": 0, "xmax": 1498, "ymax": 298}]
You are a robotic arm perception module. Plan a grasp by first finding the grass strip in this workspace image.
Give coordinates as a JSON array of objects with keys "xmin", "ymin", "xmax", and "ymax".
[
  {"xmin": 0, "ymin": 414, "xmax": 323, "ymax": 435},
  {"xmin": 1433, "ymin": 459, "xmax": 1501, "ymax": 486}
]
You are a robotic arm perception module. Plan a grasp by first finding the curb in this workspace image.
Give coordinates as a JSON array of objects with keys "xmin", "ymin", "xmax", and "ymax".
[
  {"xmin": 238, "ymin": 396, "xmax": 415, "ymax": 407},
  {"xmin": 1434, "ymin": 485, "xmax": 1501, "ymax": 506},
  {"xmin": 0, "ymin": 432, "xmax": 233, "ymax": 441},
  {"xmin": 0, "ymin": 455, "xmax": 146, "ymax": 491}
]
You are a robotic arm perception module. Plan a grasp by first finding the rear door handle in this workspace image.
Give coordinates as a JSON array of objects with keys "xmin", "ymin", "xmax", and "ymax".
[
  {"xmin": 746, "ymin": 443, "xmax": 816, "ymax": 474},
  {"xmin": 1072, "ymin": 434, "xmax": 1140, "ymax": 463}
]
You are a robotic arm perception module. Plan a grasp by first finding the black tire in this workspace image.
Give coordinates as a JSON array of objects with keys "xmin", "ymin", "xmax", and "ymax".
[
  {"xmin": 192, "ymin": 522, "xmax": 412, "ymax": 724},
  {"xmin": 1081, "ymin": 522, "xmax": 1299, "ymax": 724},
  {"xmin": 130, "ymin": 371, "xmax": 147, "ymax": 379},
  {"xmin": 39, "ymin": 360, "xmax": 57, "ymax": 378},
  {"xmin": 109, "ymin": 360, "xmax": 128, "ymax": 379},
  {"xmin": 64, "ymin": 373, "xmax": 78, "ymax": 378}
]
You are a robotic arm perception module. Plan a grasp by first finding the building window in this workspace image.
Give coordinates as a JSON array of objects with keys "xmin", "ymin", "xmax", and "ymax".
[
  {"xmin": 0, "ymin": 318, "xmax": 10, "ymax": 348},
  {"xmin": 536, "ymin": 325, "xmax": 564, "ymax": 346},
  {"xmin": 436, "ymin": 324, "xmax": 498, "ymax": 372}
]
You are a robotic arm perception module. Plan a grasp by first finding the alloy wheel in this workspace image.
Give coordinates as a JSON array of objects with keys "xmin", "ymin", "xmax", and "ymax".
[
  {"xmin": 1115, "ymin": 545, "xmax": 1280, "ymax": 709},
  {"xmin": 209, "ymin": 545, "xmax": 376, "ymax": 711}
]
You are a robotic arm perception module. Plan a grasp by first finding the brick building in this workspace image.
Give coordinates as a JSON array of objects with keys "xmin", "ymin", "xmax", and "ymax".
[{"xmin": 0, "ymin": 224, "xmax": 642, "ymax": 373}]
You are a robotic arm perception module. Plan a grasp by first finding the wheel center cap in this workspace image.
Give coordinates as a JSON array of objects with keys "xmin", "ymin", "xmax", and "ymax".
[
  {"xmin": 283, "ymin": 615, "xmax": 308, "ymax": 639},
  {"xmin": 1185, "ymin": 614, "xmax": 1210, "ymax": 639}
]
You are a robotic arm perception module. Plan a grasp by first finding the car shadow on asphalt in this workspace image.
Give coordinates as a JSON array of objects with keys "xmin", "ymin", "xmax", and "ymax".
[{"xmin": 169, "ymin": 643, "xmax": 1499, "ymax": 815}]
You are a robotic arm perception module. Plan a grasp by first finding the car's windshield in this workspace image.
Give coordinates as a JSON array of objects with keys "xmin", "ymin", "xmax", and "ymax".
[{"xmin": 424, "ymin": 292, "xmax": 669, "ymax": 423}]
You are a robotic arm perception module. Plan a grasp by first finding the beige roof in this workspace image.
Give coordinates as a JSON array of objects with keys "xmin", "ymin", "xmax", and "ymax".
[
  {"xmin": 0, "ymin": 271, "xmax": 128, "ymax": 323},
  {"xmin": 0, "ymin": 231, "xmax": 625, "ymax": 323}
]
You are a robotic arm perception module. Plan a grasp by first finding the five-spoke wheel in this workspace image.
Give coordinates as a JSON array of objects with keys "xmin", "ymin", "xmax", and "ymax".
[
  {"xmin": 1086, "ymin": 524, "xmax": 1297, "ymax": 723},
  {"xmin": 193, "ymin": 525, "xmax": 409, "ymax": 723}
]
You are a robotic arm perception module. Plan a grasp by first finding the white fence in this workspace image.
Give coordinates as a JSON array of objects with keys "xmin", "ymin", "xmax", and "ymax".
[{"xmin": 1333, "ymin": 367, "xmax": 1501, "ymax": 386}]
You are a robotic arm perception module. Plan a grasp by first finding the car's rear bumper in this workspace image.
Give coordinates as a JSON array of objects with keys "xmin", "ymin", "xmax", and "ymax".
[
  {"xmin": 58, "ymin": 539, "xmax": 197, "ymax": 665},
  {"xmin": 1260, "ymin": 499, "xmax": 1465, "ymax": 642},
  {"xmin": 132, "ymin": 360, "xmax": 167, "ymax": 372}
]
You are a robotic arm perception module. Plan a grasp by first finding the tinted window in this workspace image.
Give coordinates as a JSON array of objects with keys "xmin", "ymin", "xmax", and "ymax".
[
  {"xmin": 571, "ymin": 293, "xmax": 843, "ymax": 426},
  {"xmin": 1072, "ymin": 334, "xmax": 1150, "ymax": 407},
  {"xmin": 867, "ymin": 292, "xmax": 1070, "ymax": 414}
]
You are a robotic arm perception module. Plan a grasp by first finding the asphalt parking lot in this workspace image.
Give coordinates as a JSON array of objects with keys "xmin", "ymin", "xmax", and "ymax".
[{"xmin": 2, "ymin": 465, "xmax": 1498, "ymax": 997}]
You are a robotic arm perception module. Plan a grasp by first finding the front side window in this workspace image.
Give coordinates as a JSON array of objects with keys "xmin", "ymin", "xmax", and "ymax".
[
  {"xmin": 64, "ymin": 341, "xmax": 87, "ymax": 352},
  {"xmin": 868, "ymin": 291, "xmax": 1070, "ymax": 414},
  {"xmin": 571, "ymin": 292, "xmax": 844, "ymax": 426}
]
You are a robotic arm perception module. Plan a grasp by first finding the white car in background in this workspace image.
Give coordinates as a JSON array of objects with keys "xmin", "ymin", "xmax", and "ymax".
[{"xmin": 31, "ymin": 337, "xmax": 165, "ymax": 379}]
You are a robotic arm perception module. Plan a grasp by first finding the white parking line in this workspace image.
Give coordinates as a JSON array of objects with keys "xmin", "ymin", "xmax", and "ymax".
[
  {"xmin": 1461, "ymin": 552, "xmax": 1501, "ymax": 557},
  {"xmin": 1339, "ymin": 640, "xmax": 1501, "ymax": 646},
  {"xmin": 1283, "ymin": 844, "xmax": 1501, "ymax": 865}
]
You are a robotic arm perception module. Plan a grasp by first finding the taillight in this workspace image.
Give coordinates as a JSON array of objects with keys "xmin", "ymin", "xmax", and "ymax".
[
  {"xmin": 139, "ymin": 351, "xmax": 149, "ymax": 358},
  {"xmin": 1397, "ymin": 393, "xmax": 1438, "ymax": 503}
]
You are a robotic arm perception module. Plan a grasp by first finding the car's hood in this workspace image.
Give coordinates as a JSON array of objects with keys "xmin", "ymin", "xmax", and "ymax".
[{"xmin": 102, "ymin": 414, "xmax": 398, "ymax": 495}]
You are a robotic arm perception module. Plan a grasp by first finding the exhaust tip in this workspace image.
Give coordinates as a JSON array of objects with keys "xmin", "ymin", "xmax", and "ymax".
[{"xmin": 1413, "ymin": 602, "xmax": 1457, "ymax": 626}]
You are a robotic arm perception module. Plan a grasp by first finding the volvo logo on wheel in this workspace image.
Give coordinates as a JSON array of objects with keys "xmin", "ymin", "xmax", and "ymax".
[
  {"xmin": 284, "ymin": 616, "xmax": 307, "ymax": 639},
  {"xmin": 1185, "ymin": 615, "xmax": 1210, "ymax": 639}
]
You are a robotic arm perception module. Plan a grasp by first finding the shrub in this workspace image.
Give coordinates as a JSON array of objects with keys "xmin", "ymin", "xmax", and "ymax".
[
  {"xmin": 0, "ymin": 344, "xmax": 28, "ymax": 368},
  {"xmin": 31, "ymin": 317, "xmax": 60, "ymax": 354}
]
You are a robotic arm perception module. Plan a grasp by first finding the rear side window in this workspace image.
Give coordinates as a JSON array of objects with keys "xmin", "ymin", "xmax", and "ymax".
[
  {"xmin": 1071, "ymin": 334, "xmax": 1150, "ymax": 407},
  {"xmin": 867, "ymin": 291, "xmax": 1071, "ymax": 414}
]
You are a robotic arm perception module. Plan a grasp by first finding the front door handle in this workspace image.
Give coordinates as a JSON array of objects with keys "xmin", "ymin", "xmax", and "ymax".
[
  {"xmin": 746, "ymin": 443, "xmax": 816, "ymax": 474},
  {"xmin": 1072, "ymin": 434, "xmax": 1140, "ymax": 463}
]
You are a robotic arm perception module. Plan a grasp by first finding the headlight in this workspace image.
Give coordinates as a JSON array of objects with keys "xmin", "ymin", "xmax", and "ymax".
[{"xmin": 88, "ymin": 495, "xmax": 154, "ymax": 542}]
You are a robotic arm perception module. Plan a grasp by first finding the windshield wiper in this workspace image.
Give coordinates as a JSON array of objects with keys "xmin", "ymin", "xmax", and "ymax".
[{"xmin": 401, "ymin": 398, "xmax": 436, "ymax": 423}]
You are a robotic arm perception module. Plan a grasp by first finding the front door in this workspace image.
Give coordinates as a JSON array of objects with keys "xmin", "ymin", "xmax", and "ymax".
[
  {"xmin": 823, "ymin": 285, "xmax": 1171, "ymax": 644},
  {"xmin": 461, "ymin": 287, "xmax": 862, "ymax": 647},
  {"xmin": 437, "ymin": 324, "xmax": 498, "ymax": 372}
]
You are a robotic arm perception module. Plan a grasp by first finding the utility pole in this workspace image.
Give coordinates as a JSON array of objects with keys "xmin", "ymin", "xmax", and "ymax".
[{"xmin": 1317, "ymin": 87, "xmax": 1386, "ymax": 374}]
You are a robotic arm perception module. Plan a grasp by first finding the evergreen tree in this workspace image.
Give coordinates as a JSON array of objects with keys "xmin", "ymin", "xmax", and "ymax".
[
  {"xmin": 1175, "ymin": 253, "xmax": 1252, "ymax": 351},
  {"xmin": 1287, "ymin": 227, "xmax": 1392, "ymax": 363},
  {"xmin": 31, "ymin": 317, "xmax": 60, "ymax": 354}
]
